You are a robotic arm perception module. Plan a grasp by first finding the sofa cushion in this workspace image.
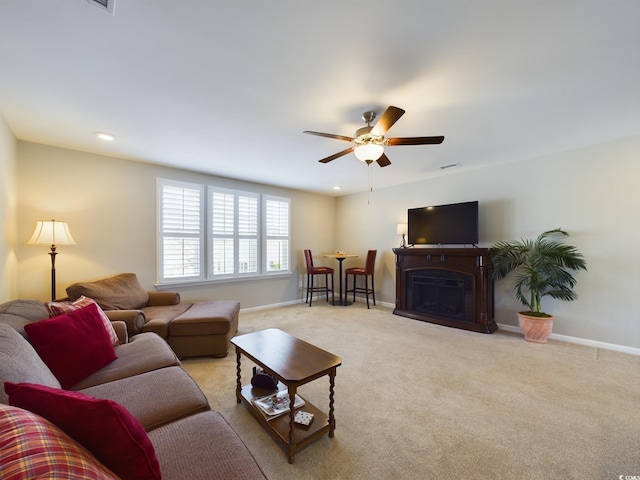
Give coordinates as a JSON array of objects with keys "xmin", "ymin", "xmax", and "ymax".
[
  {"xmin": 46, "ymin": 296, "xmax": 120, "ymax": 346},
  {"xmin": 0, "ymin": 299, "xmax": 49, "ymax": 337},
  {"xmin": 170, "ymin": 301, "xmax": 240, "ymax": 336},
  {"xmin": 70, "ymin": 331, "xmax": 180, "ymax": 390},
  {"xmin": 0, "ymin": 299, "xmax": 49, "ymax": 320},
  {"xmin": 66, "ymin": 273, "xmax": 150, "ymax": 310},
  {"xmin": 5, "ymin": 383, "xmax": 161, "ymax": 480},
  {"xmin": 148, "ymin": 410, "xmax": 267, "ymax": 480},
  {"xmin": 0, "ymin": 403, "xmax": 119, "ymax": 480},
  {"xmin": 0, "ymin": 324, "xmax": 61, "ymax": 405},
  {"xmin": 80, "ymin": 366, "xmax": 210, "ymax": 431},
  {"xmin": 141, "ymin": 303, "xmax": 192, "ymax": 338},
  {"xmin": 24, "ymin": 303, "xmax": 117, "ymax": 389}
]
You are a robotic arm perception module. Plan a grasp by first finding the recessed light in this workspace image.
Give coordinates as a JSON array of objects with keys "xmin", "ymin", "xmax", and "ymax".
[
  {"xmin": 96, "ymin": 132, "xmax": 115, "ymax": 141},
  {"xmin": 333, "ymin": 186, "xmax": 341, "ymax": 190}
]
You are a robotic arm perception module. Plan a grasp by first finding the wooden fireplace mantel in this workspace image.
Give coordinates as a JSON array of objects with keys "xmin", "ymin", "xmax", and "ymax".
[{"xmin": 393, "ymin": 247, "xmax": 497, "ymax": 334}]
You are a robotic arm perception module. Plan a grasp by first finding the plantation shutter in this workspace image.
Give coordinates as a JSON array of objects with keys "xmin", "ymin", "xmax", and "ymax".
[
  {"xmin": 210, "ymin": 189, "xmax": 259, "ymax": 277},
  {"xmin": 211, "ymin": 191, "xmax": 235, "ymax": 276},
  {"xmin": 159, "ymin": 180, "xmax": 203, "ymax": 281},
  {"xmin": 264, "ymin": 196, "xmax": 290, "ymax": 272},
  {"xmin": 238, "ymin": 194, "xmax": 258, "ymax": 274}
]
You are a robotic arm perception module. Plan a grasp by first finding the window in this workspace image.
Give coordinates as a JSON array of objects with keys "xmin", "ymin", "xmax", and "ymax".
[
  {"xmin": 158, "ymin": 180, "xmax": 204, "ymax": 281},
  {"xmin": 158, "ymin": 179, "xmax": 290, "ymax": 284},
  {"xmin": 264, "ymin": 196, "xmax": 290, "ymax": 273},
  {"xmin": 210, "ymin": 188, "xmax": 259, "ymax": 278}
]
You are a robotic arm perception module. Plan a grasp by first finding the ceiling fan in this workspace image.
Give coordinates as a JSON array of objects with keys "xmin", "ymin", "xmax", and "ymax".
[{"xmin": 303, "ymin": 106, "xmax": 444, "ymax": 167}]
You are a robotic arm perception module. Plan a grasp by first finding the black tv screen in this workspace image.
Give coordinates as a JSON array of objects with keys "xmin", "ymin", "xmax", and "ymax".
[{"xmin": 407, "ymin": 201, "xmax": 479, "ymax": 245}]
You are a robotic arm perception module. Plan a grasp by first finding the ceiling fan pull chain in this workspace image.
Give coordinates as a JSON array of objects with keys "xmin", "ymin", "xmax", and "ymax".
[{"xmin": 367, "ymin": 162, "xmax": 373, "ymax": 205}]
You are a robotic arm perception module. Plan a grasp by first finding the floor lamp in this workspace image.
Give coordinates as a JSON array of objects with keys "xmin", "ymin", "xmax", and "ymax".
[{"xmin": 27, "ymin": 219, "xmax": 76, "ymax": 301}]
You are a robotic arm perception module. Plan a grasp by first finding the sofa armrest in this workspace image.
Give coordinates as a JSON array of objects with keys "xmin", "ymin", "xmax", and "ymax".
[
  {"xmin": 147, "ymin": 291, "xmax": 181, "ymax": 306},
  {"xmin": 104, "ymin": 309, "xmax": 146, "ymax": 335},
  {"xmin": 110, "ymin": 320, "xmax": 129, "ymax": 344}
]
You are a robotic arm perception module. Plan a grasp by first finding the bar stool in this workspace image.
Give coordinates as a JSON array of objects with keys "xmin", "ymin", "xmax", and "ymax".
[
  {"xmin": 345, "ymin": 250, "xmax": 377, "ymax": 308},
  {"xmin": 304, "ymin": 250, "xmax": 335, "ymax": 306}
]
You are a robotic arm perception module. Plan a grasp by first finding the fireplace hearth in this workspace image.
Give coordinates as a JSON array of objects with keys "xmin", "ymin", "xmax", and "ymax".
[{"xmin": 393, "ymin": 248, "xmax": 496, "ymax": 333}]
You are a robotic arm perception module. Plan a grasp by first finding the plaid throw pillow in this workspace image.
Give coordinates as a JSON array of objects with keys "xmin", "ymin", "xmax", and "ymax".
[
  {"xmin": 46, "ymin": 296, "xmax": 120, "ymax": 346},
  {"xmin": 0, "ymin": 403, "xmax": 119, "ymax": 479}
]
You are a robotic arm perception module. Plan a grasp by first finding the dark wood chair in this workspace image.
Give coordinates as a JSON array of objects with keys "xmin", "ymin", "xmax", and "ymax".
[
  {"xmin": 345, "ymin": 250, "xmax": 377, "ymax": 308},
  {"xmin": 304, "ymin": 250, "xmax": 334, "ymax": 306}
]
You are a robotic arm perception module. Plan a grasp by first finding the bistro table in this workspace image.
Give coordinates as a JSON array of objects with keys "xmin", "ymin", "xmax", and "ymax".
[{"xmin": 323, "ymin": 253, "xmax": 358, "ymax": 306}]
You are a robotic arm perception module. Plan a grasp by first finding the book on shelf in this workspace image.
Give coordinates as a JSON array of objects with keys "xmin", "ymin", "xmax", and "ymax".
[{"xmin": 252, "ymin": 390, "xmax": 305, "ymax": 420}]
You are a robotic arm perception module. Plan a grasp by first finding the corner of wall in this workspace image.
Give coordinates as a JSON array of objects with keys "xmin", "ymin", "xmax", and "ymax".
[{"xmin": 0, "ymin": 115, "xmax": 18, "ymax": 302}]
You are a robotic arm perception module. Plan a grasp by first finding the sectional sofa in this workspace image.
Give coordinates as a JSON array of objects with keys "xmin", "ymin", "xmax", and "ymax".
[
  {"xmin": 65, "ymin": 273, "xmax": 241, "ymax": 359},
  {"xmin": 0, "ymin": 299, "xmax": 266, "ymax": 479}
]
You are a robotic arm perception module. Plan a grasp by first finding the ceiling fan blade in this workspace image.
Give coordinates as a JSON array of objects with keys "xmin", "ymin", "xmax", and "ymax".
[
  {"xmin": 319, "ymin": 147, "xmax": 355, "ymax": 163},
  {"xmin": 303, "ymin": 131, "xmax": 354, "ymax": 142},
  {"xmin": 376, "ymin": 153, "xmax": 391, "ymax": 167},
  {"xmin": 386, "ymin": 136, "xmax": 445, "ymax": 146},
  {"xmin": 371, "ymin": 106, "xmax": 405, "ymax": 135}
]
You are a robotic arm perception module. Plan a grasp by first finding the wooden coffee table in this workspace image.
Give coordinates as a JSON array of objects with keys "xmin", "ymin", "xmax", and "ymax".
[{"xmin": 231, "ymin": 328, "xmax": 342, "ymax": 463}]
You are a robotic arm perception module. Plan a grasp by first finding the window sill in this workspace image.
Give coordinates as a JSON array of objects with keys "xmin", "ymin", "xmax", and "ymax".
[{"xmin": 155, "ymin": 272, "xmax": 292, "ymax": 290}]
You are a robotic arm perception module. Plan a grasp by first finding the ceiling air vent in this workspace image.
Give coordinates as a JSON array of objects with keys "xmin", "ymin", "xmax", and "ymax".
[
  {"xmin": 439, "ymin": 163, "xmax": 460, "ymax": 170},
  {"xmin": 86, "ymin": 0, "xmax": 116, "ymax": 15}
]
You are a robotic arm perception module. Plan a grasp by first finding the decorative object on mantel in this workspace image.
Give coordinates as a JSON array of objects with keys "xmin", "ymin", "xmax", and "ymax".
[
  {"xmin": 27, "ymin": 219, "xmax": 76, "ymax": 301},
  {"xmin": 489, "ymin": 228, "xmax": 587, "ymax": 343},
  {"xmin": 396, "ymin": 223, "xmax": 407, "ymax": 248}
]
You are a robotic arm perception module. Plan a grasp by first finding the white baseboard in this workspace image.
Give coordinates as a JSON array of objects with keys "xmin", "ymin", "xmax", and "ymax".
[{"xmin": 497, "ymin": 323, "xmax": 640, "ymax": 356}]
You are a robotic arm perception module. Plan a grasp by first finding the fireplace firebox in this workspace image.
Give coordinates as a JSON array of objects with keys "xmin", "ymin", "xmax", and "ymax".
[{"xmin": 393, "ymin": 248, "xmax": 496, "ymax": 333}]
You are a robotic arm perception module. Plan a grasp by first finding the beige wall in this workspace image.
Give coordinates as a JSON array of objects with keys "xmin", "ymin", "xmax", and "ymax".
[
  {"xmin": 8, "ymin": 134, "xmax": 640, "ymax": 349},
  {"xmin": 336, "ymin": 134, "xmax": 640, "ymax": 348},
  {"xmin": 0, "ymin": 115, "xmax": 17, "ymax": 302},
  {"xmin": 16, "ymin": 142, "xmax": 336, "ymax": 307}
]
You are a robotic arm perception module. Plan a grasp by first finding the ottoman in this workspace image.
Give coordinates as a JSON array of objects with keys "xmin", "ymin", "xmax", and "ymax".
[{"xmin": 167, "ymin": 301, "xmax": 240, "ymax": 359}]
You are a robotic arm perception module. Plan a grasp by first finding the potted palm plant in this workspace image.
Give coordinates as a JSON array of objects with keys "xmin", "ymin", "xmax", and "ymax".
[{"xmin": 489, "ymin": 228, "xmax": 587, "ymax": 343}]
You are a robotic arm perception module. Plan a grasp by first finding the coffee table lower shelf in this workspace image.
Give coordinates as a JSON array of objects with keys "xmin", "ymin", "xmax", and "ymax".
[{"xmin": 239, "ymin": 385, "xmax": 330, "ymax": 462}]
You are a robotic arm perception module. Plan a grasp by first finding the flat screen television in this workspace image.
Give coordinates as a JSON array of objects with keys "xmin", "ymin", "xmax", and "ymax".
[{"xmin": 407, "ymin": 201, "xmax": 479, "ymax": 246}]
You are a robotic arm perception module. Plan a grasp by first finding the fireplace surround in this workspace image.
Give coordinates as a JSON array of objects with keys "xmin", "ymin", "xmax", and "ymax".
[{"xmin": 393, "ymin": 248, "xmax": 497, "ymax": 333}]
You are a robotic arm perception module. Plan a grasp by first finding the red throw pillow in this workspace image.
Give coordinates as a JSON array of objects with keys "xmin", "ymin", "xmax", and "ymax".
[
  {"xmin": 46, "ymin": 296, "xmax": 120, "ymax": 346},
  {"xmin": 24, "ymin": 303, "xmax": 117, "ymax": 389},
  {"xmin": 4, "ymin": 382, "xmax": 161, "ymax": 480}
]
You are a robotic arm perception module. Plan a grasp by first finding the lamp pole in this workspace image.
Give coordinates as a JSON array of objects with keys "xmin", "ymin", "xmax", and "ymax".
[{"xmin": 48, "ymin": 245, "xmax": 58, "ymax": 301}]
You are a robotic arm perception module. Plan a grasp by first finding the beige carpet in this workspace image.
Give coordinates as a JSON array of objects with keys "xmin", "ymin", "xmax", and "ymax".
[{"xmin": 181, "ymin": 302, "xmax": 640, "ymax": 480}]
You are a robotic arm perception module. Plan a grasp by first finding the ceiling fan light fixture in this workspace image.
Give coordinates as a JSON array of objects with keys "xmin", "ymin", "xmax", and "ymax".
[{"xmin": 354, "ymin": 144, "xmax": 384, "ymax": 162}]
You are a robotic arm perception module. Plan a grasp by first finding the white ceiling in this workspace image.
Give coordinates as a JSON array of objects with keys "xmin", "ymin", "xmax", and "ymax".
[{"xmin": 1, "ymin": 1, "xmax": 639, "ymax": 196}]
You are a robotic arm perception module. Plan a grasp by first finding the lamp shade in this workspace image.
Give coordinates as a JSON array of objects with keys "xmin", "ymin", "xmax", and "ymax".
[
  {"xmin": 354, "ymin": 144, "xmax": 384, "ymax": 162},
  {"xmin": 27, "ymin": 220, "xmax": 76, "ymax": 246},
  {"xmin": 396, "ymin": 223, "xmax": 408, "ymax": 235}
]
